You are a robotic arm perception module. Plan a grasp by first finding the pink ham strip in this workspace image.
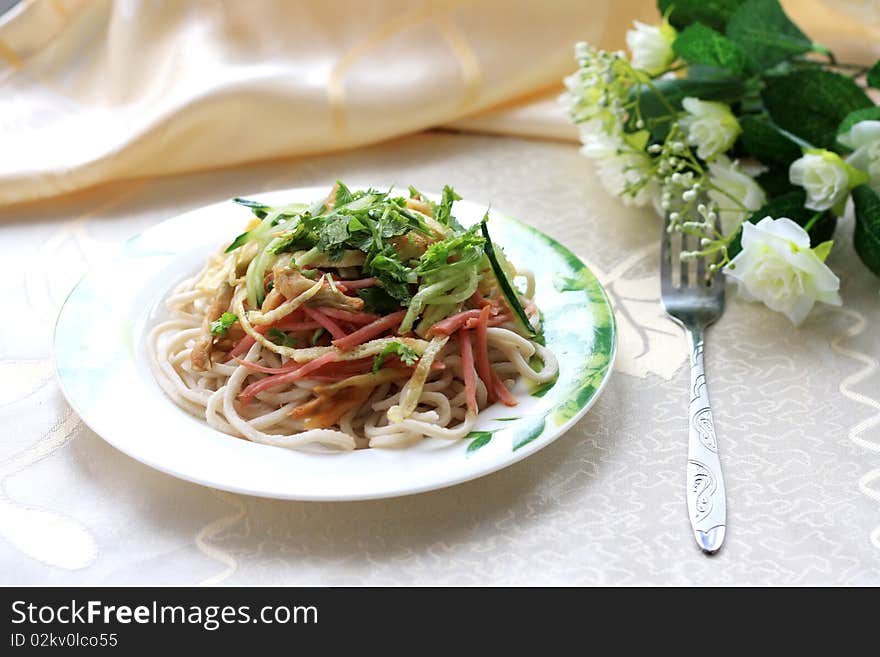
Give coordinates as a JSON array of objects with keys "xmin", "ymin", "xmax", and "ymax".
[
  {"xmin": 427, "ymin": 309, "xmax": 482, "ymax": 336},
  {"xmin": 270, "ymin": 320, "xmax": 322, "ymax": 331},
  {"xmin": 302, "ymin": 307, "xmax": 347, "ymax": 340},
  {"xmin": 229, "ymin": 335, "xmax": 256, "ymax": 358},
  {"xmin": 459, "ymin": 330, "xmax": 477, "ymax": 415},
  {"xmin": 331, "ymin": 310, "xmax": 407, "ymax": 351},
  {"xmin": 227, "ymin": 310, "xmax": 315, "ymax": 359},
  {"xmin": 317, "ymin": 307, "xmax": 379, "ymax": 324},
  {"xmin": 490, "ymin": 369, "xmax": 519, "ymax": 407},
  {"xmin": 238, "ymin": 351, "xmax": 339, "ymax": 405},
  {"xmin": 334, "ymin": 277, "xmax": 377, "ymax": 290},
  {"xmin": 473, "ymin": 305, "xmax": 495, "ymax": 404},
  {"xmin": 427, "ymin": 306, "xmax": 508, "ymax": 337},
  {"xmin": 463, "ymin": 313, "xmax": 511, "ymax": 330},
  {"xmin": 233, "ymin": 357, "xmax": 300, "ymax": 374}
]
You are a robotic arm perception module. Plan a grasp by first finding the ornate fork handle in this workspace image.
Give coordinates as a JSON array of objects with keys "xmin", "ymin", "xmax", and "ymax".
[{"xmin": 685, "ymin": 327, "xmax": 726, "ymax": 553}]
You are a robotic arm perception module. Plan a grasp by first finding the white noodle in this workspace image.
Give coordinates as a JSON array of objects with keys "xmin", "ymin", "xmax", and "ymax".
[{"xmin": 148, "ymin": 260, "xmax": 559, "ymax": 451}]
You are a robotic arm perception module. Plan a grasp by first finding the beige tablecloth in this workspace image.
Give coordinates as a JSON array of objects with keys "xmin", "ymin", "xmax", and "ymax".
[{"xmin": 2, "ymin": 131, "xmax": 878, "ymax": 585}]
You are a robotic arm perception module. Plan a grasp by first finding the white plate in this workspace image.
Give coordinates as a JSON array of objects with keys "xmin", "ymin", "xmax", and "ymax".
[{"xmin": 54, "ymin": 187, "xmax": 616, "ymax": 500}]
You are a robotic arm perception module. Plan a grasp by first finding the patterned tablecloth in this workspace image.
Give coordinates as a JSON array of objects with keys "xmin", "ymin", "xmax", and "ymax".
[{"xmin": 1, "ymin": 132, "xmax": 878, "ymax": 585}]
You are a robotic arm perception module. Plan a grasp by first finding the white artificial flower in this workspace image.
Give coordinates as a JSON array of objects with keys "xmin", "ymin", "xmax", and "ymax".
[
  {"xmin": 723, "ymin": 217, "xmax": 841, "ymax": 325},
  {"xmin": 706, "ymin": 156, "xmax": 767, "ymax": 234},
  {"xmin": 564, "ymin": 43, "xmax": 631, "ymax": 130},
  {"xmin": 626, "ymin": 20, "xmax": 676, "ymax": 75},
  {"xmin": 838, "ymin": 119, "xmax": 880, "ymax": 194},
  {"xmin": 678, "ymin": 97, "xmax": 741, "ymax": 161},
  {"xmin": 788, "ymin": 149, "xmax": 866, "ymax": 212},
  {"xmin": 581, "ymin": 130, "xmax": 659, "ymax": 208}
]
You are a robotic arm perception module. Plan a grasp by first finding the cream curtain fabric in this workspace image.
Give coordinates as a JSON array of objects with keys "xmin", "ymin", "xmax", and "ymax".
[
  {"xmin": 0, "ymin": 0, "xmax": 619, "ymax": 205},
  {"xmin": 1, "ymin": 0, "xmax": 878, "ymax": 206}
]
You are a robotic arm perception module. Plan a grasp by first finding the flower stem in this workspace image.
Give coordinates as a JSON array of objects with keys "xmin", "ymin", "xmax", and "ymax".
[
  {"xmin": 772, "ymin": 124, "xmax": 815, "ymax": 151},
  {"xmin": 803, "ymin": 211, "xmax": 823, "ymax": 233}
]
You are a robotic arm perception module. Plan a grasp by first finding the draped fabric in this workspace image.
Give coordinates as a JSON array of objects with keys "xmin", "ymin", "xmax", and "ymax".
[{"xmin": 2, "ymin": 0, "xmax": 876, "ymax": 206}]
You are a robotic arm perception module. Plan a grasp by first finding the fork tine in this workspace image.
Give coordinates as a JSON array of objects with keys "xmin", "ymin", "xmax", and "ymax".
[
  {"xmin": 707, "ymin": 212, "xmax": 724, "ymax": 290},
  {"xmin": 681, "ymin": 232, "xmax": 691, "ymax": 288},
  {"xmin": 660, "ymin": 214, "xmax": 676, "ymax": 293},
  {"xmin": 696, "ymin": 243, "xmax": 706, "ymax": 287}
]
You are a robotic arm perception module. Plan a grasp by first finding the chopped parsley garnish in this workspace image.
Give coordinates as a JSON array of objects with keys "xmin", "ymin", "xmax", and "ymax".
[
  {"xmin": 357, "ymin": 287, "xmax": 400, "ymax": 314},
  {"xmin": 266, "ymin": 328, "xmax": 297, "ymax": 348},
  {"xmin": 372, "ymin": 341, "xmax": 419, "ymax": 373},
  {"xmin": 209, "ymin": 312, "xmax": 238, "ymax": 337},
  {"xmin": 310, "ymin": 328, "xmax": 326, "ymax": 346},
  {"xmin": 435, "ymin": 185, "xmax": 464, "ymax": 231},
  {"xmin": 227, "ymin": 182, "xmax": 535, "ymax": 339},
  {"xmin": 416, "ymin": 224, "xmax": 485, "ymax": 276}
]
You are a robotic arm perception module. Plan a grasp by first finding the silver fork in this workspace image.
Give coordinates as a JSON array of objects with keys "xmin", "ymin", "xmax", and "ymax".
[{"xmin": 660, "ymin": 215, "xmax": 727, "ymax": 554}]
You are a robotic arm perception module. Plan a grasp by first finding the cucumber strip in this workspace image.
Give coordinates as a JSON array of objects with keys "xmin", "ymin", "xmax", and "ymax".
[
  {"xmin": 226, "ymin": 201, "xmax": 308, "ymax": 253},
  {"xmin": 233, "ymin": 197, "xmax": 272, "ymax": 218},
  {"xmin": 480, "ymin": 217, "xmax": 536, "ymax": 337},
  {"xmin": 225, "ymin": 230, "xmax": 251, "ymax": 253}
]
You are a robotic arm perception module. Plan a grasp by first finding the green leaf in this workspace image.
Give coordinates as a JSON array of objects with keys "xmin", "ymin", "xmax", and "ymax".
[
  {"xmin": 851, "ymin": 185, "xmax": 880, "ymax": 275},
  {"xmin": 316, "ymin": 215, "xmax": 351, "ymax": 254},
  {"xmin": 530, "ymin": 379, "xmax": 557, "ymax": 398},
  {"xmin": 372, "ymin": 341, "xmax": 419, "ymax": 373},
  {"xmin": 755, "ymin": 167, "xmax": 796, "ymax": 198},
  {"xmin": 836, "ymin": 106, "xmax": 880, "ymax": 150},
  {"xmin": 233, "ymin": 197, "xmax": 271, "ymax": 219},
  {"xmin": 812, "ymin": 240, "xmax": 833, "ymax": 262},
  {"xmin": 738, "ymin": 114, "xmax": 802, "ymax": 166},
  {"xmin": 225, "ymin": 230, "xmax": 251, "ymax": 253},
  {"xmin": 309, "ymin": 328, "xmax": 326, "ymax": 346},
  {"xmin": 658, "ymin": 0, "xmax": 745, "ymax": 32},
  {"xmin": 672, "ymin": 23, "xmax": 745, "ymax": 73},
  {"xmin": 334, "ymin": 180, "xmax": 354, "ymax": 207},
  {"xmin": 762, "ymin": 69, "xmax": 873, "ymax": 150},
  {"xmin": 416, "ymin": 224, "xmax": 484, "ymax": 276},
  {"xmin": 266, "ymin": 328, "xmax": 297, "ymax": 348},
  {"xmin": 727, "ymin": 189, "xmax": 836, "ymax": 258},
  {"xmin": 628, "ymin": 77, "xmax": 746, "ymax": 141},
  {"xmin": 435, "ymin": 185, "xmax": 463, "ymax": 230},
  {"xmin": 726, "ymin": 0, "xmax": 811, "ymax": 72},
  {"xmin": 209, "ymin": 312, "xmax": 238, "ymax": 337},
  {"xmin": 512, "ymin": 416, "xmax": 546, "ymax": 451},
  {"xmin": 357, "ymin": 287, "xmax": 400, "ymax": 314},
  {"xmin": 466, "ymin": 431, "xmax": 494, "ymax": 455},
  {"xmin": 867, "ymin": 60, "xmax": 880, "ymax": 90},
  {"xmin": 366, "ymin": 247, "xmax": 413, "ymax": 304}
]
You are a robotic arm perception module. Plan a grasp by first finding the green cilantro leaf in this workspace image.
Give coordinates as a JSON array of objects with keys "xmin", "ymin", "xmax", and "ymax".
[
  {"xmin": 356, "ymin": 287, "xmax": 401, "ymax": 314},
  {"xmin": 366, "ymin": 247, "xmax": 413, "ymax": 304},
  {"xmin": 416, "ymin": 224, "xmax": 485, "ymax": 275},
  {"xmin": 334, "ymin": 181, "xmax": 355, "ymax": 208},
  {"xmin": 316, "ymin": 214, "xmax": 352, "ymax": 259},
  {"xmin": 266, "ymin": 328, "xmax": 297, "ymax": 348},
  {"xmin": 372, "ymin": 341, "xmax": 419, "ymax": 373},
  {"xmin": 435, "ymin": 185, "xmax": 463, "ymax": 230},
  {"xmin": 209, "ymin": 313, "xmax": 238, "ymax": 337}
]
